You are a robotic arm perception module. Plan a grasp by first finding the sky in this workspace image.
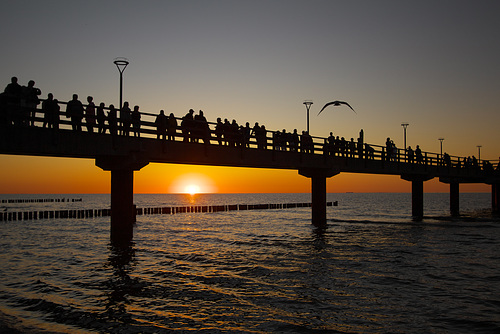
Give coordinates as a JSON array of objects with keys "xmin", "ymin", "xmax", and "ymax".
[{"xmin": 1, "ymin": 0, "xmax": 499, "ymax": 194}]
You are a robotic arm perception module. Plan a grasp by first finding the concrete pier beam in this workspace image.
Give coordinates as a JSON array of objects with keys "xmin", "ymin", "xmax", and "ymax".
[
  {"xmin": 299, "ymin": 168, "xmax": 339, "ymax": 227},
  {"xmin": 96, "ymin": 155, "xmax": 149, "ymax": 244},
  {"xmin": 401, "ymin": 174, "xmax": 433, "ymax": 220}
]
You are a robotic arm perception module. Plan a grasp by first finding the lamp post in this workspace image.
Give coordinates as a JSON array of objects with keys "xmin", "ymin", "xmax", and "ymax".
[
  {"xmin": 438, "ymin": 138, "xmax": 444, "ymax": 164},
  {"xmin": 303, "ymin": 100, "xmax": 313, "ymax": 134},
  {"xmin": 477, "ymin": 145, "xmax": 482, "ymax": 163},
  {"xmin": 401, "ymin": 123, "xmax": 409, "ymax": 161},
  {"xmin": 113, "ymin": 57, "xmax": 129, "ymax": 111}
]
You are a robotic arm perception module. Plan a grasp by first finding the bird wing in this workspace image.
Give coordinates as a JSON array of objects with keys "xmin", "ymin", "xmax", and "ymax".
[
  {"xmin": 339, "ymin": 101, "xmax": 356, "ymax": 113},
  {"xmin": 317, "ymin": 101, "xmax": 338, "ymax": 115}
]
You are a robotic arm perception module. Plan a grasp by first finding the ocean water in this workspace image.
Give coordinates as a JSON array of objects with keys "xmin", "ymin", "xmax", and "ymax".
[{"xmin": 0, "ymin": 193, "xmax": 499, "ymax": 333}]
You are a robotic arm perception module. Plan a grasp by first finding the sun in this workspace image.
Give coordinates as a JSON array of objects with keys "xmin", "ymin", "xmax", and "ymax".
[
  {"xmin": 184, "ymin": 184, "xmax": 201, "ymax": 195},
  {"xmin": 169, "ymin": 172, "xmax": 217, "ymax": 194}
]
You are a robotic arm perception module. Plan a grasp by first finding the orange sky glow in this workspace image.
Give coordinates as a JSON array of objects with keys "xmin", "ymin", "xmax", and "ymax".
[{"xmin": 0, "ymin": 155, "xmax": 489, "ymax": 194}]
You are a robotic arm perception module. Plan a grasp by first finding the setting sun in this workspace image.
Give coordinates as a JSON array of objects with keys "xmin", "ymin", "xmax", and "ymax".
[
  {"xmin": 169, "ymin": 172, "xmax": 217, "ymax": 194},
  {"xmin": 185, "ymin": 184, "xmax": 201, "ymax": 195}
]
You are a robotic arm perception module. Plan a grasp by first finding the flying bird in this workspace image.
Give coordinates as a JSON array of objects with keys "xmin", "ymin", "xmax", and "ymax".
[{"xmin": 317, "ymin": 101, "xmax": 356, "ymax": 115}]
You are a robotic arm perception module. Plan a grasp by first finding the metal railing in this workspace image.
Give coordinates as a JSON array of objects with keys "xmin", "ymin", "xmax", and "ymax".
[{"xmin": 1, "ymin": 100, "xmax": 499, "ymax": 174}]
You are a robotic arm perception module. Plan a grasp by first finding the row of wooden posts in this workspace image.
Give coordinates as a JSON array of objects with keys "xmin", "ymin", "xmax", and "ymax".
[
  {"xmin": 0, "ymin": 201, "xmax": 338, "ymax": 222},
  {"xmin": 0, "ymin": 198, "xmax": 82, "ymax": 203}
]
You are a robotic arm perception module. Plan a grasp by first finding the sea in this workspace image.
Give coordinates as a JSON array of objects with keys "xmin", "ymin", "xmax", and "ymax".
[{"xmin": 0, "ymin": 193, "xmax": 499, "ymax": 334}]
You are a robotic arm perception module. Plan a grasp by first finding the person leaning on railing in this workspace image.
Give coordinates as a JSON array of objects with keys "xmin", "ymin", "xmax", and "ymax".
[
  {"xmin": 66, "ymin": 94, "xmax": 84, "ymax": 132},
  {"xmin": 131, "ymin": 105, "xmax": 141, "ymax": 137},
  {"xmin": 96, "ymin": 102, "xmax": 106, "ymax": 134}
]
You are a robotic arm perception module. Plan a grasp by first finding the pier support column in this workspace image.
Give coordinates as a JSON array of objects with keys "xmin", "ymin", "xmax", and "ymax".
[
  {"xmin": 299, "ymin": 168, "xmax": 339, "ymax": 227},
  {"xmin": 412, "ymin": 179, "xmax": 424, "ymax": 218},
  {"xmin": 450, "ymin": 182, "xmax": 460, "ymax": 216},
  {"xmin": 96, "ymin": 155, "xmax": 149, "ymax": 245},
  {"xmin": 492, "ymin": 184, "xmax": 500, "ymax": 214},
  {"xmin": 401, "ymin": 174, "xmax": 433, "ymax": 220}
]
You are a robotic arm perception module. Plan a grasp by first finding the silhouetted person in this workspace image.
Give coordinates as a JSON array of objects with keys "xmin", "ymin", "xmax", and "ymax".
[
  {"xmin": 243, "ymin": 122, "xmax": 251, "ymax": 148},
  {"xmin": 291, "ymin": 129, "xmax": 299, "ymax": 152},
  {"xmin": 357, "ymin": 129, "xmax": 364, "ymax": 158},
  {"xmin": 340, "ymin": 137, "xmax": 346, "ymax": 157},
  {"xmin": 251, "ymin": 123, "xmax": 267, "ymax": 149},
  {"xmin": 223, "ymin": 118, "xmax": 231, "ymax": 145},
  {"xmin": 85, "ymin": 96, "xmax": 95, "ymax": 133},
  {"xmin": 326, "ymin": 132, "xmax": 335, "ymax": 156},
  {"xmin": 181, "ymin": 109, "xmax": 194, "ymax": 142},
  {"xmin": 443, "ymin": 152, "xmax": 451, "ymax": 167},
  {"xmin": 215, "ymin": 117, "xmax": 223, "ymax": 145},
  {"xmin": 155, "ymin": 110, "xmax": 167, "ymax": 140},
  {"xmin": 120, "ymin": 101, "xmax": 131, "ymax": 136},
  {"xmin": 4, "ymin": 77, "xmax": 22, "ymax": 126},
  {"xmin": 386, "ymin": 137, "xmax": 392, "ymax": 161},
  {"xmin": 42, "ymin": 93, "xmax": 59, "ymax": 129},
  {"xmin": 301, "ymin": 131, "xmax": 313, "ymax": 153},
  {"xmin": 415, "ymin": 145, "xmax": 423, "ymax": 164},
  {"xmin": 66, "ymin": 94, "xmax": 84, "ymax": 131},
  {"xmin": 21, "ymin": 80, "xmax": 41, "ymax": 126},
  {"xmin": 131, "ymin": 105, "xmax": 141, "ymax": 137},
  {"xmin": 167, "ymin": 113, "xmax": 177, "ymax": 141},
  {"xmin": 472, "ymin": 156, "xmax": 479, "ymax": 170},
  {"xmin": 96, "ymin": 102, "xmax": 106, "ymax": 134},
  {"xmin": 194, "ymin": 110, "xmax": 209, "ymax": 143},
  {"xmin": 260, "ymin": 125, "xmax": 268, "ymax": 149},
  {"xmin": 407, "ymin": 146, "xmax": 414, "ymax": 163},
  {"xmin": 107, "ymin": 104, "xmax": 118, "ymax": 137},
  {"xmin": 4, "ymin": 77, "xmax": 22, "ymax": 105},
  {"xmin": 229, "ymin": 119, "xmax": 239, "ymax": 147}
]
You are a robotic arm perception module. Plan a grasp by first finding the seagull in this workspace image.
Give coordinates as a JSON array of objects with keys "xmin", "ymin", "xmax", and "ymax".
[{"xmin": 317, "ymin": 101, "xmax": 356, "ymax": 115}]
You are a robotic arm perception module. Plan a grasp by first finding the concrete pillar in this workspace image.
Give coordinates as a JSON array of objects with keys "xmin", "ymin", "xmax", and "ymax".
[
  {"xmin": 450, "ymin": 182, "xmax": 460, "ymax": 216},
  {"xmin": 96, "ymin": 155, "xmax": 149, "ymax": 244},
  {"xmin": 299, "ymin": 168, "xmax": 339, "ymax": 227},
  {"xmin": 411, "ymin": 178, "xmax": 424, "ymax": 219},
  {"xmin": 401, "ymin": 174, "xmax": 433, "ymax": 220},
  {"xmin": 492, "ymin": 184, "xmax": 500, "ymax": 214},
  {"xmin": 110, "ymin": 169, "xmax": 135, "ymax": 242},
  {"xmin": 311, "ymin": 173, "xmax": 327, "ymax": 226}
]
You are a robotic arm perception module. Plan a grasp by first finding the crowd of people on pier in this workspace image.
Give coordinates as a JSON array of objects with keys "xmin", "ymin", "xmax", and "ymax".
[{"xmin": 1, "ymin": 77, "xmax": 498, "ymax": 173}]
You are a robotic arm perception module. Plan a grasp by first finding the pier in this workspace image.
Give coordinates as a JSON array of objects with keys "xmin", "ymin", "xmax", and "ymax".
[{"xmin": 1, "ymin": 101, "xmax": 499, "ymax": 244}]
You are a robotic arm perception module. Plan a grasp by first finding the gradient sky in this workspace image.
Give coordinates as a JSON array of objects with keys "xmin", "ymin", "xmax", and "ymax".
[{"xmin": 1, "ymin": 0, "xmax": 499, "ymax": 194}]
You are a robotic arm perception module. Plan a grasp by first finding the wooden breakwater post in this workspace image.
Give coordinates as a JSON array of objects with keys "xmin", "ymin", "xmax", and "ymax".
[{"xmin": 1, "ymin": 197, "xmax": 82, "ymax": 203}]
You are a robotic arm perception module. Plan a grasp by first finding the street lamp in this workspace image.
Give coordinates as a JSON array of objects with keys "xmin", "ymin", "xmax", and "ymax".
[
  {"xmin": 477, "ymin": 145, "xmax": 482, "ymax": 163},
  {"xmin": 401, "ymin": 123, "xmax": 409, "ymax": 160},
  {"xmin": 438, "ymin": 138, "xmax": 444, "ymax": 164},
  {"xmin": 303, "ymin": 100, "xmax": 313, "ymax": 134},
  {"xmin": 113, "ymin": 57, "xmax": 129, "ymax": 111}
]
